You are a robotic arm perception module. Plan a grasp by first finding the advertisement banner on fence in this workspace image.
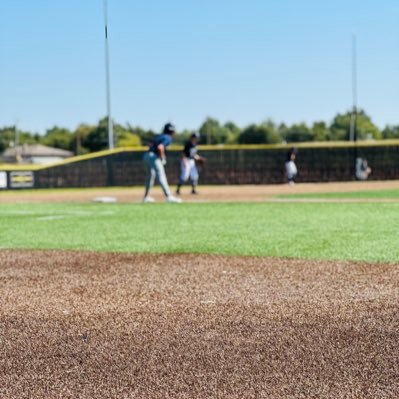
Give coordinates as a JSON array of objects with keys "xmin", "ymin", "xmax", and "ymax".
[
  {"xmin": 0, "ymin": 171, "xmax": 7, "ymax": 189},
  {"xmin": 10, "ymin": 171, "xmax": 34, "ymax": 188}
]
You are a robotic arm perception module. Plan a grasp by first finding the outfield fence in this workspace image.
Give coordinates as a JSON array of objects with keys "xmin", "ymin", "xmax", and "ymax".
[{"xmin": 1, "ymin": 141, "xmax": 399, "ymax": 189}]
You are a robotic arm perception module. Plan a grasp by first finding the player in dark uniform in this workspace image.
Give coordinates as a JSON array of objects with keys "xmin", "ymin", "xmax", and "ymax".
[
  {"xmin": 143, "ymin": 123, "xmax": 182, "ymax": 203},
  {"xmin": 176, "ymin": 132, "xmax": 205, "ymax": 195}
]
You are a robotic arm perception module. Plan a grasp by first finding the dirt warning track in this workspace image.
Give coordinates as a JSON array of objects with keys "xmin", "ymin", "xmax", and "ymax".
[{"xmin": 1, "ymin": 250, "xmax": 398, "ymax": 398}]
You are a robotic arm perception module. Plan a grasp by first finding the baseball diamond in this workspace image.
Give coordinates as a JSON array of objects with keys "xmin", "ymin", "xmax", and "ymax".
[{"xmin": 3, "ymin": 1, "xmax": 399, "ymax": 398}]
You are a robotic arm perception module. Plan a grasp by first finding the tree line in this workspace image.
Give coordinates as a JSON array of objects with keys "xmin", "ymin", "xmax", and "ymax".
[{"xmin": 1, "ymin": 110, "xmax": 399, "ymax": 155}]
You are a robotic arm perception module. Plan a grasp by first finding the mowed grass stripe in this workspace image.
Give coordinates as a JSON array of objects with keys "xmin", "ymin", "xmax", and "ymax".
[
  {"xmin": 278, "ymin": 188, "xmax": 399, "ymax": 199},
  {"xmin": 1, "ymin": 202, "xmax": 398, "ymax": 262}
]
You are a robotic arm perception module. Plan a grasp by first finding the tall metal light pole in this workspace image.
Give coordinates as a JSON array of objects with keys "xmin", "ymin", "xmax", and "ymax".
[
  {"xmin": 349, "ymin": 34, "xmax": 359, "ymax": 177},
  {"xmin": 14, "ymin": 118, "xmax": 21, "ymax": 163},
  {"xmin": 349, "ymin": 34, "xmax": 357, "ymax": 143},
  {"xmin": 14, "ymin": 119, "xmax": 20, "ymax": 148},
  {"xmin": 104, "ymin": 0, "xmax": 114, "ymax": 149}
]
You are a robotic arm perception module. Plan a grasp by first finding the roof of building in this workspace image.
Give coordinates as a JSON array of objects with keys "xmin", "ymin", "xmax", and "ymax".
[{"xmin": 2, "ymin": 144, "xmax": 73, "ymax": 158}]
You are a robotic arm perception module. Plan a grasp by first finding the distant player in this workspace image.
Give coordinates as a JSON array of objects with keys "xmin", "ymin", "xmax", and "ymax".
[
  {"xmin": 285, "ymin": 147, "xmax": 298, "ymax": 185},
  {"xmin": 176, "ymin": 132, "xmax": 205, "ymax": 195},
  {"xmin": 356, "ymin": 158, "xmax": 372, "ymax": 180},
  {"xmin": 143, "ymin": 123, "xmax": 182, "ymax": 203}
]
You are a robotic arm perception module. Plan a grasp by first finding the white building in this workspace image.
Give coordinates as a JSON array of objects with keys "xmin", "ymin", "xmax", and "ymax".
[{"xmin": 1, "ymin": 144, "xmax": 73, "ymax": 165}]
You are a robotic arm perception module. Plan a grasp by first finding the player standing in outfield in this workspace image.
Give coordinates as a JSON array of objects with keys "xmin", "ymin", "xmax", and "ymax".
[
  {"xmin": 356, "ymin": 158, "xmax": 372, "ymax": 180},
  {"xmin": 143, "ymin": 123, "xmax": 182, "ymax": 203},
  {"xmin": 285, "ymin": 147, "xmax": 298, "ymax": 185},
  {"xmin": 176, "ymin": 132, "xmax": 205, "ymax": 195}
]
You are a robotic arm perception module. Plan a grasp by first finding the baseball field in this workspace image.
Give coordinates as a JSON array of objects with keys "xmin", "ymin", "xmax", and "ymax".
[{"xmin": 1, "ymin": 181, "xmax": 398, "ymax": 398}]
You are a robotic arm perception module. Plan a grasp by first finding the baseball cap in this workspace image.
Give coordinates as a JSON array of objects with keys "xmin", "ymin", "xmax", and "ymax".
[{"xmin": 163, "ymin": 123, "xmax": 176, "ymax": 134}]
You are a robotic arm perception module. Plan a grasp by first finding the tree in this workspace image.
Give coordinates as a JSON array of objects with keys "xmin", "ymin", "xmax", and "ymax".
[
  {"xmin": 126, "ymin": 124, "xmax": 155, "ymax": 146},
  {"xmin": 43, "ymin": 126, "xmax": 73, "ymax": 151},
  {"xmin": 0, "ymin": 107, "xmax": 392, "ymax": 156},
  {"xmin": 0, "ymin": 126, "xmax": 39, "ymax": 153},
  {"xmin": 79, "ymin": 118, "xmax": 143, "ymax": 151},
  {"xmin": 382, "ymin": 125, "xmax": 399, "ymax": 139},
  {"xmin": 116, "ymin": 126, "xmax": 141, "ymax": 147},
  {"xmin": 283, "ymin": 123, "xmax": 313, "ymax": 143},
  {"xmin": 73, "ymin": 124, "xmax": 96, "ymax": 155},
  {"xmin": 173, "ymin": 129, "xmax": 194, "ymax": 146},
  {"xmin": 0, "ymin": 126, "xmax": 17, "ymax": 152},
  {"xmin": 311, "ymin": 121, "xmax": 329, "ymax": 141},
  {"xmin": 223, "ymin": 121, "xmax": 241, "ymax": 144},
  {"xmin": 80, "ymin": 119, "xmax": 109, "ymax": 152},
  {"xmin": 238, "ymin": 121, "xmax": 281, "ymax": 144},
  {"xmin": 278, "ymin": 123, "xmax": 288, "ymax": 142},
  {"xmin": 199, "ymin": 117, "xmax": 230, "ymax": 145},
  {"xmin": 330, "ymin": 110, "xmax": 381, "ymax": 141}
]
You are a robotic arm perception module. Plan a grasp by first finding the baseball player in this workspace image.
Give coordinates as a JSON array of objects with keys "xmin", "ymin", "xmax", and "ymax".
[
  {"xmin": 285, "ymin": 147, "xmax": 298, "ymax": 185},
  {"xmin": 356, "ymin": 158, "xmax": 372, "ymax": 180},
  {"xmin": 176, "ymin": 132, "xmax": 205, "ymax": 195},
  {"xmin": 143, "ymin": 123, "xmax": 182, "ymax": 203}
]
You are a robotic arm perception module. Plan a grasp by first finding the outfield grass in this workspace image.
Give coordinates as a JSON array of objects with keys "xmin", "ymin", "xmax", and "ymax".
[
  {"xmin": 278, "ymin": 188, "xmax": 399, "ymax": 199},
  {"xmin": 1, "ymin": 202, "xmax": 398, "ymax": 262}
]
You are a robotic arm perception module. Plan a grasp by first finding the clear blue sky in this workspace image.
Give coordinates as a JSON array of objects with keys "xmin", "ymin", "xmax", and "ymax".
[{"xmin": 1, "ymin": 0, "xmax": 398, "ymax": 134}]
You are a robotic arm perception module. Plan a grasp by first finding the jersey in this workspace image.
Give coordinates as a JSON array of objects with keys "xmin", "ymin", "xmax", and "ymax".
[
  {"xmin": 183, "ymin": 141, "xmax": 198, "ymax": 159},
  {"xmin": 149, "ymin": 133, "xmax": 173, "ymax": 155}
]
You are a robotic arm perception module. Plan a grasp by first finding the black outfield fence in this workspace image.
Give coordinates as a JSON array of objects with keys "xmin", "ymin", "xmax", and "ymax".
[{"xmin": 1, "ymin": 141, "xmax": 399, "ymax": 189}]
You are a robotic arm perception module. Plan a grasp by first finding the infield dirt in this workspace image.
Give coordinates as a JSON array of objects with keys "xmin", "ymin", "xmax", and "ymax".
[
  {"xmin": 1, "ymin": 250, "xmax": 398, "ymax": 398},
  {"xmin": 1, "ymin": 180, "xmax": 399, "ymax": 203}
]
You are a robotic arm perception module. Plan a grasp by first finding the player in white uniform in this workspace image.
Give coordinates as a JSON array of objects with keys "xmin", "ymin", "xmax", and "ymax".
[
  {"xmin": 285, "ymin": 148, "xmax": 298, "ymax": 185},
  {"xmin": 356, "ymin": 158, "xmax": 372, "ymax": 180},
  {"xmin": 176, "ymin": 133, "xmax": 205, "ymax": 195}
]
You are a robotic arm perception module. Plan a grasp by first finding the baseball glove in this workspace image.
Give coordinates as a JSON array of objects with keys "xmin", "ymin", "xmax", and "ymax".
[{"xmin": 196, "ymin": 157, "xmax": 206, "ymax": 165}]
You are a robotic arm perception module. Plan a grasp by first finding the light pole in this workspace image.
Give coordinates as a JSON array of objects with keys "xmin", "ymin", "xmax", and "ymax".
[
  {"xmin": 349, "ymin": 34, "xmax": 357, "ymax": 143},
  {"xmin": 14, "ymin": 120, "xmax": 20, "ymax": 148},
  {"xmin": 350, "ymin": 34, "xmax": 359, "ymax": 177},
  {"xmin": 14, "ymin": 118, "xmax": 21, "ymax": 163},
  {"xmin": 104, "ymin": 0, "xmax": 114, "ymax": 149}
]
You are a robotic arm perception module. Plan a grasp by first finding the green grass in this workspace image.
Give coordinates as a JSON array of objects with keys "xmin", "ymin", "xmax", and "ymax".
[
  {"xmin": 1, "ymin": 202, "xmax": 398, "ymax": 262},
  {"xmin": 278, "ymin": 189, "xmax": 399, "ymax": 199}
]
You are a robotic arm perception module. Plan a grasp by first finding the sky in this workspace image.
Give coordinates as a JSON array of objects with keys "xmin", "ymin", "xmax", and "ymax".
[{"xmin": 1, "ymin": 0, "xmax": 398, "ymax": 134}]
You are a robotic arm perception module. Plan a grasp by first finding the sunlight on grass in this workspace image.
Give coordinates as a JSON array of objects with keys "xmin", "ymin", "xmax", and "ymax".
[{"xmin": 1, "ymin": 202, "xmax": 398, "ymax": 262}]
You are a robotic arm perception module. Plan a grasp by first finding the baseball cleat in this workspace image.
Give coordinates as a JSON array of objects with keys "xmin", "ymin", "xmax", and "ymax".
[
  {"xmin": 143, "ymin": 196, "xmax": 156, "ymax": 203},
  {"xmin": 166, "ymin": 195, "xmax": 183, "ymax": 203}
]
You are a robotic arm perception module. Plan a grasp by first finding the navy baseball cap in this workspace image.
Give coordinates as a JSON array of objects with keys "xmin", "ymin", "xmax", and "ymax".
[{"xmin": 163, "ymin": 123, "xmax": 176, "ymax": 134}]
